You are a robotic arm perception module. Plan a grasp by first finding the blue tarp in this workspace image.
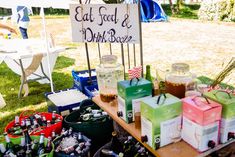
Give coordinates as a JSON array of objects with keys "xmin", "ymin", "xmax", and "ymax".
[
  {"xmin": 125, "ymin": 0, "xmax": 168, "ymax": 22},
  {"xmin": 140, "ymin": 0, "xmax": 168, "ymax": 22}
]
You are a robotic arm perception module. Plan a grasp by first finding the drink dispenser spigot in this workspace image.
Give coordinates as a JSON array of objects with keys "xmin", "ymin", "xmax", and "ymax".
[{"xmin": 228, "ymin": 132, "xmax": 235, "ymax": 140}]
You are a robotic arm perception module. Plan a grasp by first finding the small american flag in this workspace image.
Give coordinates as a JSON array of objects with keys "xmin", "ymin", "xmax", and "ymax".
[{"xmin": 128, "ymin": 66, "xmax": 142, "ymax": 80}]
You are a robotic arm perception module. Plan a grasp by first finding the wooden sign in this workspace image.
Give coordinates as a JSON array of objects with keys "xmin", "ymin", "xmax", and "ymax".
[{"xmin": 69, "ymin": 4, "xmax": 140, "ymax": 43}]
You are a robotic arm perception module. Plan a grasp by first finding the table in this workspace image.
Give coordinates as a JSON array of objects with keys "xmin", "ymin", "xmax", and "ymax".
[
  {"xmin": 92, "ymin": 95, "xmax": 199, "ymax": 157},
  {"xmin": 0, "ymin": 38, "xmax": 65, "ymax": 97},
  {"xmin": 93, "ymin": 95, "xmax": 235, "ymax": 157}
]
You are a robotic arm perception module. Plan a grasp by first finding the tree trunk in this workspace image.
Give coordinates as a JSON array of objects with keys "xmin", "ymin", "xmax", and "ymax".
[
  {"xmin": 176, "ymin": 0, "xmax": 183, "ymax": 13},
  {"xmin": 169, "ymin": 0, "xmax": 176, "ymax": 14}
]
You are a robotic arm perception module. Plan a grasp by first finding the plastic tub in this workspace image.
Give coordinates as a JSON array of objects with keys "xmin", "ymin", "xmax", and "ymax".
[
  {"xmin": 72, "ymin": 69, "xmax": 97, "ymax": 92},
  {"xmin": 45, "ymin": 88, "xmax": 88, "ymax": 116},
  {"xmin": 0, "ymin": 135, "xmax": 54, "ymax": 157},
  {"xmin": 64, "ymin": 99, "xmax": 113, "ymax": 155},
  {"xmin": 84, "ymin": 84, "xmax": 99, "ymax": 98},
  {"xmin": 53, "ymin": 133, "xmax": 91, "ymax": 157},
  {"xmin": 5, "ymin": 110, "xmax": 63, "ymax": 138}
]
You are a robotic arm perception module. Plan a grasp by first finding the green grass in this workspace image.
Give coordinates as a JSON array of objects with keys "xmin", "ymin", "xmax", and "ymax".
[
  {"xmin": 162, "ymin": 4, "xmax": 201, "ymax": 19},
  {"xmin": 1, "ymin": 4, "xmax": 201, "ymax": 20},
  {"xmin": 0, "ymin": 55, "xmax": 75, "ymax": 134},
  {"xmin": 54, "ymin": 55, "xmax": 75, "ymax": 70}
]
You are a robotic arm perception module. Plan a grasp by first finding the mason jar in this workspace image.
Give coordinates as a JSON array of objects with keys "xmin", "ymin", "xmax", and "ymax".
[
  {"xmin": 96, "ymin": 55, "xmax": 124, "ymax": 102},
  {"xmin": 165, "ymin": 63, "xmax": 194, "ymax": 98}
]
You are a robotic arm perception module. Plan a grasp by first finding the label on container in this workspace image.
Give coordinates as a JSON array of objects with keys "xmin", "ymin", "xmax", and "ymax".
[
  {"xmin": 182, "ymin": 117, "xmax": 219, "ymax": 152},
  {"xmin": 160, "ymin": 115, "xmax": 182, "ymax": 147},
  {"xmin": 220, "ymin": 117, "xmax": 235, "ymax": 143},
  {"xmin": 132, "ymin": 96, "xmax": 152, "ymax": 121},
  {"xmin": 141, "ymin": 116, "xmax": 153, "ymax": 147}
]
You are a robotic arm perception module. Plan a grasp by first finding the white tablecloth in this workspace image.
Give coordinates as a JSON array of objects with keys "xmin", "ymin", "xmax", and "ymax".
[{"xmin": 0, "ymin": 38, "xmax": 65, "ymax": 84}]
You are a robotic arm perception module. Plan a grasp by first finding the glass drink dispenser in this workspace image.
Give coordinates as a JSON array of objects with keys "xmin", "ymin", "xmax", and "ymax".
[
  {"xmin": 165, "ymin": 63, "xmax": 193, "ymax": 98},
  {"xmin": 96, "ymin": 55, "xmax": 124, "ymax": 102}
]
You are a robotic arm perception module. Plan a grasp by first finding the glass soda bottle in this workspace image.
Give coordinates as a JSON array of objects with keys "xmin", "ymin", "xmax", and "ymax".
[{"xmin": 37, "ymin": 133, "xmax": 45, "ymax": 156}]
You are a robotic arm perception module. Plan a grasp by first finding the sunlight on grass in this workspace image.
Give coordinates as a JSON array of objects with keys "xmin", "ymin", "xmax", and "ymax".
[
  {"xmin": 54, "ymin": 56, "xmax": 75, "ymax": 70},
  {"xmin": 162, "ymin": 4, "xmax": 200, "ymax": 19},
  {"xmin": 0, "ymin": 102, "xmax": 47, "ymax": 120},
  {"xmin": 0, "ymin": 54, "xmax": 75, "ymax": 134}
]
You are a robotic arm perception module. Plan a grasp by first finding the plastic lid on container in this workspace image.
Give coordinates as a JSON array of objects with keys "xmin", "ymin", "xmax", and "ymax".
[
  {"xmin": 101, "ymin": 55, "xmax": 117, "ymax": 64},
  {"xmin": 47, "ymin": 89, "xmax": 88, "ymax": 106},
  {"xmin": 172, "ymin": 63, "xmax": 190, "ymax": 73}
]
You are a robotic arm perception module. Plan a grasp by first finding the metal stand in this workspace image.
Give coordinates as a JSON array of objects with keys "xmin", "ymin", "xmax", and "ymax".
[
  {"xmin": 137, "ymin": 0, "xmax": 144, "ymax": 77},
  {"xmin": 133, "ymin": 44, "xmax": 136, "ymax": 66},
  {"xmin": 85, "ymin": 43, "xmax": 92, "ymax": 84},
  {"xmin": 82, "ymin": 2, "xmax": 143, "ymax": 80},
  {"xmin": 121, "ymin": 44, "xmax": 126, "ymax": 78},
  {"xmin": 18, "ymin": 59, "xmax": 51, "ymax": 98}
]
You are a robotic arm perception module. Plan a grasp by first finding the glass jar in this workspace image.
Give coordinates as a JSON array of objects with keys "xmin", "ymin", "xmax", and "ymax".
[
  {"xmin": 165, "ymin": 63, "xmax": 193, "ymax": 98},
  {"xmin": 96, "ymin": 55, "xmax": 124, "ymax": 102}
]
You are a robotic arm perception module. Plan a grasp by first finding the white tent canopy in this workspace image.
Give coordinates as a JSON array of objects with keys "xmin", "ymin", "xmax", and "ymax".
[{"xmin": 0, "ymin": 0, "xmax": 75, "ymax": 9}]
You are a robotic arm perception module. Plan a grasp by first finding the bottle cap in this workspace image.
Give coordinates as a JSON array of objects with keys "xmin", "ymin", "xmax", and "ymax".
[
  {"xmin": 101, "ymin": 55, "xmax": 117, "ymax": 64},
  {"xmin": 47, "ymin": 136, "xmax": 52, "ymax": 142},
  {"xmin": 112, "ymin": 131, "xmax": 117, "ymax": 137},
  {"xmin": 52, "ymin": 131, "xmax": 56, "ymax": 137},
  {"xmin": 33, "ymin": 139, "xmax": 39, "ymax": 144},
  {"xmin": 15, "ymin": 116, "xmax": 19, "ymax": 124}
]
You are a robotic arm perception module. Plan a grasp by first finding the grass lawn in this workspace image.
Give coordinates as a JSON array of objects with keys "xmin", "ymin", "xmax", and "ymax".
[
  {"xmin": 1, "ymin": 4, "xmax": 201, "ymax": 20},
  {"xmin": 162, "ymin": 4, "xmax": 201, "ymax": 19},
  {"xmin": 0, "ymin": 56, "xmax": 75, "ymax": 134}
]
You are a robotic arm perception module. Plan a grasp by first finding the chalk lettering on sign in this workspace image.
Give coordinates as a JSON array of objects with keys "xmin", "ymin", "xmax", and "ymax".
[
  {"xmin": 75, "ymin": 6, "xmax": 95, "ymax": 22},
  {"xmin": 98, "ymin": 6, "xmax": 119, "ymax": 26},
  {"xmin": 122, "ymin": 14, "xmax": 132, "ymax": 29}
]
